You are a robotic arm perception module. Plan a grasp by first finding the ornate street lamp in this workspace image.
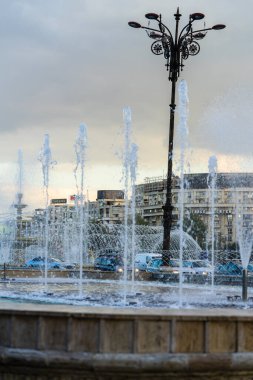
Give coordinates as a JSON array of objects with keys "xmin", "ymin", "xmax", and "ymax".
[{"xmin": 128, "ymin": 8, "xmax": 225, "ymax": 264}]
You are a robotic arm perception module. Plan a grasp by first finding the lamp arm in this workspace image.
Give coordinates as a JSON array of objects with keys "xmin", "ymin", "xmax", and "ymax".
[
  {"xmin": 142, "ymin": 25, "xmax": 174, "ymax": 49},
  {"xmin": 158, "ymin": 20, "xmax": 174, "ymax": 41},
  {"xmin": 141, "ymin": 25, "xmax": 162, "ymax": 33},
  {"xmin": 178, "ymin": 22, "xmax": 193, "ymax": 41},
  {"xmin": 192, "ymin": 27, "xmax": 212, "ymax": 33}
]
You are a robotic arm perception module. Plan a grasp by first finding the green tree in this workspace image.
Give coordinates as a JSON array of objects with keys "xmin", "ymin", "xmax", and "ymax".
[
  {"xmin": 135, "ymin": 214, "xmax": 148, "ymax": 226},
  {"xmin": 183, "ymin": 213, "xmax": 207, "ymax": 249}
]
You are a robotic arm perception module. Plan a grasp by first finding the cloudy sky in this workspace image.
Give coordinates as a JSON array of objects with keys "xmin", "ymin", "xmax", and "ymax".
[{"xmin": 0, "ymin": 0, "xmax": 252, "ymax": 214}]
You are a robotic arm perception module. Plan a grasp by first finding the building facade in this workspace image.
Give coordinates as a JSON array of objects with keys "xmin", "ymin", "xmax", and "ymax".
[
  {"xmin": 135, "ymin": 173, "xmax": 253, "ymax": 250},
  {"xmin": 43, "ymin": 191, "xmax": 126, "ymax": 226},
  {"xmin": 90, "ymin": 190, "xmax": 125, "ymax": 224},
  {"xmin": 31, "ymin": 175, "xmax": 253, "ymax": 251}
]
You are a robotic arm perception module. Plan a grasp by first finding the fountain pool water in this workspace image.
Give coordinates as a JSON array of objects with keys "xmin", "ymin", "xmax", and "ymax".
[
  {"xmin": 0, "ymin": 84, "xmax": 252, "ymax": 309},
  {"xmin": 0, "ymin": 221, "xmax": 251, "ymax": 308}
]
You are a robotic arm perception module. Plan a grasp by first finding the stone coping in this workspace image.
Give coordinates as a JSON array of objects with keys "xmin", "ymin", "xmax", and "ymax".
[
  {"xmin": 2, "ymin": 300, "xmax": 253, "ymax": 378},
  {"xmin": 0, "ymin": 300, "xmax": 253, "ymax": 320},
  {"xmin": 2, "ymin": 349, "xmax": 253, "ymax": 372}
]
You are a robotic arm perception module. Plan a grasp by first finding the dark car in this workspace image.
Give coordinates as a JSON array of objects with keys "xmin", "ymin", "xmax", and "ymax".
[{"xmin": 94, "ymin": 255, "xmax": 124, "ymax": 272}]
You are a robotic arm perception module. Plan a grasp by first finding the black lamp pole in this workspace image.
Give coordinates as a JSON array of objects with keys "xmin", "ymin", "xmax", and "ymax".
[{"xmin": 128, "ymin": 8, "xmax": 225, "ymax": 264}]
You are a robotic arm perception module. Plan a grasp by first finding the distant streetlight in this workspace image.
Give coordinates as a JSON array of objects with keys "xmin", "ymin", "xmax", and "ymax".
[{"xmin": 128, "ymin": 8, "xmax": 225, "ymax": 264}]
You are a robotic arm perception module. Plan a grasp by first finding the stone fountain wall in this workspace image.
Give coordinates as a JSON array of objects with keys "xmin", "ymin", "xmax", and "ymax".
[{"xmin": 1, "ymin": 303, "xmax": 253, "ymax": 379}]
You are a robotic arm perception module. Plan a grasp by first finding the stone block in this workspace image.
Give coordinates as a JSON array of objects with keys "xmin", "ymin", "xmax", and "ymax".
[
  {"xmin": 68, "ymin": 318, "xmax": 99, "ymax": 352},
  {"xmin": 38, "ymin": 316, "xmax": 68, "ymax": 351},
  {"xmin": 238, "ymin": 322, "xmax": 253, "ymax": 352},
  {"xmin": 207, "ymin": 321, "xmax": 236, "ymax": 353},
  {"xmin": 173, "ymin": 321, "xmax": 205, "ymax": 353},
  {"xmin": 11, "ymin": 316, "xmax": 38, "ymax": 349},
  {"xmin": 100, "ymin": 319, "xmax": 134, "ymax": 353},
  {"xmin": 0, "ymin": 315, "xmax": 11, "ymax": 347},
  {"xmin": 136, "ymin": 320, "xmax": 170, "ymax": 353}
]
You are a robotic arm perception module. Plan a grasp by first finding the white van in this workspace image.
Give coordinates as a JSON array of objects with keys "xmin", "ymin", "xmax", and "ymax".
[{"xmin": 135, "ymin": 253, "xmax": 162, "ymax": 271}]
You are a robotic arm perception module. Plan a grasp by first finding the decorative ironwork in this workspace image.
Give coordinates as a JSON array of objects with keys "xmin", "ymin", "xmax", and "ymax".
[
  {"xmin": 129, "ymin": 8, "xmax": 225, "ymax": 82},
  {"xmin": 151, "ymin": 41, "xmax": 163, "ymax": 55},
  {"xmin": 147, "ymin": 10, "xmax": 205, "ymax": 81}
]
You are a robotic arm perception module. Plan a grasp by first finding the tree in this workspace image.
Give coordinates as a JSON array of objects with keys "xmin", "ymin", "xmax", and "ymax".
[
  {"xmin": 135, "ymin": 214, "xmax": 148, "ymax": 226},
  {"xmin": 183, "ymin": 213, "xmax": 207, "ymax": 249}
]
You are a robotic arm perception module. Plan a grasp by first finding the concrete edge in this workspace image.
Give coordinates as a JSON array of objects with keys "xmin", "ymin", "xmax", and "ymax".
[{"xmin": 1, "ymin": 348, "xmax": 253, "ymax": 373}]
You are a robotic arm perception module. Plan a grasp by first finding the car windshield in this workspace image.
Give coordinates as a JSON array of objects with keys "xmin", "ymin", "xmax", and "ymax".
[
  {"xmin": 96, "ymin": 256, "xmax": 123, "ymax": 266},
  {"xmin": 191, "ymin": 261, "xmax": 204, "ymax": 268},
  {"xmin": 183, "ymin": 261, "xmax": 192, "ymax": 268},
  {"xmin": 248, "ymin": 264, "xmax": 253, "ymax": 271},
  {"xmin": 149, "ymin": 259, "xmax": 163, "ymax": 268},
  {"xmin": 99, "ymin": 258, "xmax": 112, "ymax": 265}
]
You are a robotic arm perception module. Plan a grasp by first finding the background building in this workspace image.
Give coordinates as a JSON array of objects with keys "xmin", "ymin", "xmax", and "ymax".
[
  {"xmin": 135, "ymin": 173, "xmax": 253, "ymax": 250},
  {"xmin": 92, "ymin": 190, "xmax": 125, "ymax": 224},
  {"xmin": 29, "ymin": 175, "xmax": 253, "ymax": 252}
]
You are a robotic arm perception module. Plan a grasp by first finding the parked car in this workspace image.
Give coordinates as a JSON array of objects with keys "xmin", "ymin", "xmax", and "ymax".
[
  {"xmin": 61, "ymin": 261, "xmax": 77, "ymax": 269},
  {"xmin": 24, "ymin": 257, "xmax": 65, "ymax": 269},
  {"xmin": 147, "ymin": 258, "xmax": 212, "ymax": 282},
  {"xmin": 214, "ymin": 261, "xmax": 247, "ymax": 286},
  {"xmin": 94, "ymin": 254, "xmax": 124, "ymax": 272},
  {"xmin": 134, "ymin": 253, "xmax": 162, "ymax": 271},
  {"xmin": 146, "ymin": 257, "xmax": 164, "ymax": 273},
  {"xmin": 215, "ymin": 261, "xmax": 242, "ymax": 275},
  {"xmin": 182, "ymin": 260, "xmax": 212, "ymax": 276}
]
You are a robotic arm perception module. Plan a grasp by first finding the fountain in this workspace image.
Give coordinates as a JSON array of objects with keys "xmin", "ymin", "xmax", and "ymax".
[
  {"xmin": 73, "ymin": 123, "xmax": 88, "ymax": 297},
  {"xmin": 236, "ymin": 192, "xmax": 253, "ymax": 301},
  {"xmin": 38, "ymin": 134, "xmax": 56, "ymax": 291},
  {"xmin": 130, "ymin": 142, "xmax": 138, "ymax": 283},
  {"xmin": 0, "ymin": 91, "xmax": 253, "ymax": 379},
  {"xmin": 208, "ymin": 155, "xmax": 218, "ymax": 290},
  {"xmin": 0, "ymin": 94, "xmax": 250, "ymax": 307},
  {"xmin": 177, "ymin": 80, "xmax": 189, "ymax": 306}
]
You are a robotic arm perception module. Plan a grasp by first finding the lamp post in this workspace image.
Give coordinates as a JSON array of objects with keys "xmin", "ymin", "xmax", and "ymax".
[{"xmin": 128, "ymin": 8, "xmax": 225, "ymax": 264}]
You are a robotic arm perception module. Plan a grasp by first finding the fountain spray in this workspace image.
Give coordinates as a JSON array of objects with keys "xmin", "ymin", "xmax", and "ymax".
[
  {"xmin": 178, "ymin": 80, "xmax": 189, "ymax": 306},
  {"xmin": 38, "ymin": 134, "xmax": 56, "ymax": 291},
  {"xmin": 74, "ymin": 123, "xmax": 88, "ymax": 297},
  {"xmin": 123, "ymin": 107, "xmax": 132, "ymax": 289},
  {"xmin": 130, "ymin": 143, "xmax": 138, "ymax": 283},
  {"xmin": 235, "ymin": 192, "xmax": 253, "ymax": 301},
  {"xmin": 208, "ymin": 155, "xmax": 217, "ymax": 291}
]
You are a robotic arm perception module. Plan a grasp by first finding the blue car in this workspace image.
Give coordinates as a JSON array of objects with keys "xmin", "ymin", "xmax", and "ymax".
[
  {"xmin": 214, "ymin": 261, "xmax": 250, "ymax": 285},
  {"xmin": 215, "ymin": 261, "xmax": 242, "ymax": 275},
  {"xmin": 25, "ymin": 257, "xmax": 64, "ymax": 269},
  {"xmin": 94, "ymin": 255, "xmax": 124, "ymax": 272}
]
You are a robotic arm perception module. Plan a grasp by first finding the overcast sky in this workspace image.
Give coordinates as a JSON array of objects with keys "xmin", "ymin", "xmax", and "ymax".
[{"xmin": 0, "ymin": 0, "xmax": 252, "ymax": 214}]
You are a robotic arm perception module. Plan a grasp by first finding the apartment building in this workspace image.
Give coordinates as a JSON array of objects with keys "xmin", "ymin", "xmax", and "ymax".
[
  {"xmin": 135, "ymin": 173, "xmax": 253, "ymax": 250},
  {"xmin": 90, "ymin": 190, "xmax": 125, "ymax": 224},
  {"xmin": 32, "ymin": 174, "xmax": 253, "ymax": 250}
]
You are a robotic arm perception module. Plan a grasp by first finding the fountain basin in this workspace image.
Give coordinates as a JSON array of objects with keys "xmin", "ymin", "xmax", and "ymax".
[
  {"xmin": 1, "ymin": 302, "xmax": 253, "ymax": 379},
  {"xmin": 0, "ymin": 268, "xmax": 152, "ymax": 282}
]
